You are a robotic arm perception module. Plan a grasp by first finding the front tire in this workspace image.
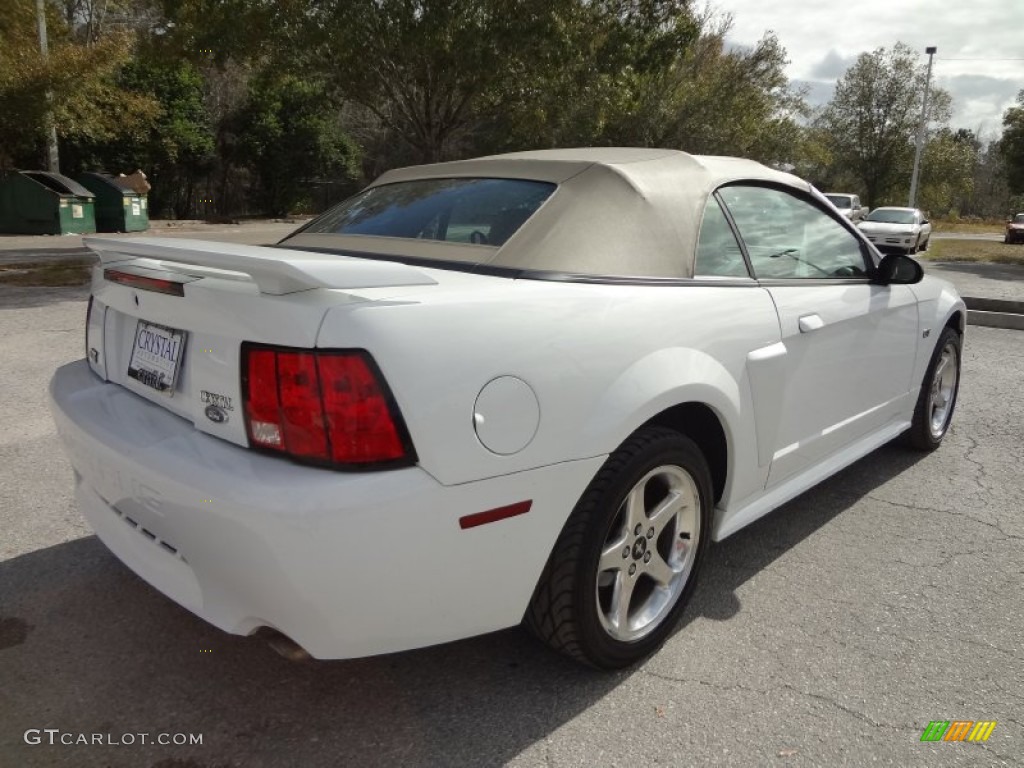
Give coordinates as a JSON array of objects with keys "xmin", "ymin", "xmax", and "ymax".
[
  {"xmin": 906, "ymin": 327, "xmax": 961, "ymax": 450},
  {"xmin": 525, "ymin": 427, "xmax": 712, "ymax": 668}
]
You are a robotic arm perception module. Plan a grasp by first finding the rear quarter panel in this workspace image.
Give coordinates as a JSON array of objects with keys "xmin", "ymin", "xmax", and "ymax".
[{"xmin": 316, "ymin": 277, "xmax": 782, "ymax": 508}]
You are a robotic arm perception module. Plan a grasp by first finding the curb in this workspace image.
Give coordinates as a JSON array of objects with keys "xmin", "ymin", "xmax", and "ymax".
[{"xmin": 964, "ymin": 297, "xmax": 1024, "ymax": 331}]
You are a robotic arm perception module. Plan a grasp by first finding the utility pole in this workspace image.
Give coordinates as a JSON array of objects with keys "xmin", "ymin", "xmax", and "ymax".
[
  {"xmin": 908, "ymin": 46, "xmax": 936, "ymax": 209},
  {"xmin": 36, "ymin": 0, "xmax": 61, "ymax": 173}
]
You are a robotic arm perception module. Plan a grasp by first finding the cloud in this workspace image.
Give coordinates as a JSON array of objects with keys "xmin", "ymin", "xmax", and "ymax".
[
  {"xmin": 938, "ymin": 75, "xmax": 1020, "ymax": 136},
  {"xmin": 716, "ymin": 0, "xmax": 1024, "ymax": 134},
  {"xmin": 793, "ymin": 80, "xmax": 835, "ymax": 109},
  {"xmin": 810, "ymin": 50, "xmax": 857, "ymax": 80}
]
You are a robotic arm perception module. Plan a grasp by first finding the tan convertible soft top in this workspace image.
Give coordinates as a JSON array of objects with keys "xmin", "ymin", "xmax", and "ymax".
[{"xmin": 286, "ymin": 148, "xmax": 812, "ymax": 279}]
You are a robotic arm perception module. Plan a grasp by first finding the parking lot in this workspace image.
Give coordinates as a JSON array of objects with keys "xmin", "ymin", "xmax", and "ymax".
[{"xmin": 1, "ymin": 280, "xmax": 1022, "ymax": 767}]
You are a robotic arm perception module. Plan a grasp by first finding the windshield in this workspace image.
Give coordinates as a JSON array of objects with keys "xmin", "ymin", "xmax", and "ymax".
[
  {"xmin": 1014, "ymin": 214, "xmax": 1024, "ymax": 223},
  {"xmin": 825, "ymin": 195, "xmax": 852, "ymax": 208},
  {"xmin": 865, "ymin": 209, "xmax": 916, "ymax": 225},
  {"xmin": 292, "ymin": 178, "xmax": 555, "ymax": 247}
]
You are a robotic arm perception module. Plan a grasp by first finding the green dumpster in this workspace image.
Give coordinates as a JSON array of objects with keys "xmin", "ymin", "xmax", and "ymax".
[
  {"xmin": 0, "ymin": 170, "xmax": 97, "ymax": 235},
  {"xmin": 77, "ymin": 172, "xmax": 149, "ymax": 232}
]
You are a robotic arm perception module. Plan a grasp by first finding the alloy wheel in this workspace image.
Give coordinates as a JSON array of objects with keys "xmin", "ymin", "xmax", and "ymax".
[{"xmin": 595, "ymin": 465, "xmax": 701, "ymax": 642}]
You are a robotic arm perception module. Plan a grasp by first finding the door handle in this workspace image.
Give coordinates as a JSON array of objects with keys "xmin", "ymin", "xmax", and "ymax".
[{"xmin": 798, "ymin": 314, "xmax": 825, "ymax": 333}]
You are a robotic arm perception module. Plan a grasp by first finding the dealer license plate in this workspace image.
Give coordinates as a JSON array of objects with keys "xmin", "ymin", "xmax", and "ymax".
[{"xmin": 127, "ymin": 320, "xmax": 186, "ymax": 394}]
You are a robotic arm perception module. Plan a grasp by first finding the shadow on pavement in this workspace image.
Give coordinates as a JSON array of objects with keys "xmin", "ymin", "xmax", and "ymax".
[
  {"xmin": 0, "ymin": 443, "xmax": 927, "ymax": 768},
  {"xmin": 684, "ymin": 442, "xmax": 925, "ymax": 626},
  {"xmin": 927, "ymin": 260, "xmax": 1024, "ymax": 283},
  {"xmin": 0, "ymin": 284, "xmax": 89, "ymax": 311}
]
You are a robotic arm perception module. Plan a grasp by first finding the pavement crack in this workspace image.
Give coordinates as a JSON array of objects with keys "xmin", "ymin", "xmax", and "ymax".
[
  {"xmin": 866, "ymin": 495, "xmax": 1023, "ymax": 541},
  {"xmin": 776, "ymin": 684, "xmax": 916, "ymax": 733},
  {"xmin": 642, "ymin": 671, "xmax": 918, "ymax": 733},
  {"xmin": 640, "ymin": 669, "xmax": 765, "ymax": 697}
]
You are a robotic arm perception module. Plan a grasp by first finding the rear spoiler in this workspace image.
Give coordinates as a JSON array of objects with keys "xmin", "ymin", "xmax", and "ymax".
[{"xmin": 84, "ymin": 237, "xmax": 438, "ymax": 295}]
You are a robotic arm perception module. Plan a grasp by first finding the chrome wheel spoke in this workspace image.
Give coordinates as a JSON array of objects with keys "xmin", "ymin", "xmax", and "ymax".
[
  {"xmin": 600, "ymin": 537, "xmax": 628, "ymax": 573},
  {"xmin": 648, "ymin": 490, "xmax": 684, "ymax": 535},
  {"xmin": 610, "ymin": 571, "xmax": 636, "ymax": 630},
  {"xmin": 647, "ymin": 550, "xmax": 677, "ymax": 587},
  {"xmin": 625, "ymin": 484, "xmax": 646, "ymax": 530}
]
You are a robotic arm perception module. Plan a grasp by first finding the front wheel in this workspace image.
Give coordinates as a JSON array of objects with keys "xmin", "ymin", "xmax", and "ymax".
[
  {"xmin": 525, "ymin": 427, "xmax": 712, "ymax": 668},
  {"xmin": 906, "ymin": 327, "xmax": 962, "ymax": 450}
]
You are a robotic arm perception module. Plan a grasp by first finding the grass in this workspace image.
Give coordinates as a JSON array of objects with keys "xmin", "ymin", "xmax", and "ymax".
[
  {"xmin": 930, "ymin": 219, "xmax": 1007, "ymax": 234},
  {"xmin": 0, "ymin": 258, "xmax": 93, "ymax": 286},
  {"xmin": 921, "ymin": 239, "xmax": 1024, "ymax": 265}
]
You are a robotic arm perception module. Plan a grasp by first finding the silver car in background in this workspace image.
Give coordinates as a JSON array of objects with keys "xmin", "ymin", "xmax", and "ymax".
[
  {"xmin": 824, "ymin": 193, "xmax": 868, "ymax": 222},
  {"xmin": 857, "ymin": 207, "xmax": 932, "ymax": 254}
]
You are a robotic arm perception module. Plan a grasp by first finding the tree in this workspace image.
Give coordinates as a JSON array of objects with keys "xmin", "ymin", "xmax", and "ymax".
[
  {"xmin": 0, "ymin": 0, "xmax": 157, "ymax": 168},
  {"xmin": 231, "ymin": 74, "xmax": 361, "ymax": 216},
  {"xmin": 1000, "ymin": 90, "xmax": 1024, "ymax": 195},
  {"xmin": 815, "ymin": 43, "xmax": 951, "ymax": 208},
  {"xmin": 62, "ymin": 58, "xmax": 217, "ymax": 217},
  {"xmin": 306, "ymin": 0, "xmax": 696, "ymax": 163},
  {"xmin": 645, "ymin": 18, "xmax": 806, "ymax": 163},
  {"xmin": 918, "ymin": 128, "xmax": 978, "ymax": 216}
]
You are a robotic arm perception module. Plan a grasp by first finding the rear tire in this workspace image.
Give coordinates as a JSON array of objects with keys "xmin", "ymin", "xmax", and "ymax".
[
  {"xmin": 525, "ymin": 426, "xmax": 712, "ymax": 668},
  {"xmin": 906, "ymin": 327, "xmax": 961, "ymax": 450}
]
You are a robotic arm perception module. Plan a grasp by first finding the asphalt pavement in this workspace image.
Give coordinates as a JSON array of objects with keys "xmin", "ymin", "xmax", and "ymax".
[
  {"xmin": 932, "ymin": 232, "xmax": 1004, "ymax": 242},
  {"xmin": 1, "ymin": 276, "xmax": 1022, "ymax": 766},
  {"xmin": 924, "ymin": 261, "xmax": 1024, "ymax": 305}
]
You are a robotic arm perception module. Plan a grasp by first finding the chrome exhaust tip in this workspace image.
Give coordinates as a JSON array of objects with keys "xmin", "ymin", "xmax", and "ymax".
[{"xmin": 256, "ymin": 628, "xmax": 311, "ymax": 661}]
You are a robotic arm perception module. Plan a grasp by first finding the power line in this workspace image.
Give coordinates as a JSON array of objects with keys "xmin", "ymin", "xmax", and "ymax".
[{"xmin": 938, "ymin": 57, "xmax": 1024, "ymax": 61}]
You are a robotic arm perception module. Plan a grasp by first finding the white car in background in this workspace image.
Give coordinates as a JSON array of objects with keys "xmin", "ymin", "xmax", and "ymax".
[
  {"xmin": 49, "ymin": 148, "xmax": 965, "ymax": 669},
  {"xmin": 824, "ymin": 193, "xmax": 868, "ymax": 222},
  {"xmin": 858, "ymin": 206, "xmax": 932, "ymax": 254},
  {"xmin": 1005, "ymin": 213, "xmax": 1024, "ymax": 244}
]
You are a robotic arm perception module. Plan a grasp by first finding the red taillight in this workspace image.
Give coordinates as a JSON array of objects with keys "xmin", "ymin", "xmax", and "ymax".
[
  {"xmin": 318, "ymin": 354, "xmax": 405, "ymax": 463},
  {"xmin": 242, "ymin": 345, "xmax": 413, "ymax": 469},
  {"xmin": 278, "ymin": 352, "xmax": 328, "ymax": 458},
  {"xmin": 245, "ymin": 349, "xmax": 284, "ymax": 451}
]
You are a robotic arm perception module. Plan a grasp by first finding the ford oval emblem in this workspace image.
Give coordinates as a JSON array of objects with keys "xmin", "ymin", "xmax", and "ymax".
[{"xmin": 205, "ymin": 405, "xmax": 228, "ymax": 424}]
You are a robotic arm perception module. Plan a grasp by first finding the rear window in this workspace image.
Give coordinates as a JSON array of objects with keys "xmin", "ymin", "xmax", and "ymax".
[
  {"xmin": 866, "ymin": 209, "xmax": 916, "ymax": 224},
  {"xmin": 298, "ymin": 178, "xmax": 555, "ymax": 248},
  {"xmin": 826, "ymin": 195, "xmax": 852, "ymax": 208}
]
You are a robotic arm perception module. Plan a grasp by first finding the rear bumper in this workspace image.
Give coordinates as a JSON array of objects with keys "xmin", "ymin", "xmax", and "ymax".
[{"xmin": 50, "ymin": 360, "xmax": 604, "ymax": 658}]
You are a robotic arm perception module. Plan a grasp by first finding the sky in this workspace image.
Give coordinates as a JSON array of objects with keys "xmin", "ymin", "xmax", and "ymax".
[{"xmin": 716, "ymin": 0, "xmax": 1023, "ymax": 138}]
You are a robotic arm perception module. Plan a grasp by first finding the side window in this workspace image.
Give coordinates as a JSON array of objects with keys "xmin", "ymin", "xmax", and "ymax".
[
  {"xmin": 694, "ymin": 196, "xmax": 748, "ymax": 277},
  {"xmin": 719, "ymin": 185, "xmax": 870, "ymax": 279}
]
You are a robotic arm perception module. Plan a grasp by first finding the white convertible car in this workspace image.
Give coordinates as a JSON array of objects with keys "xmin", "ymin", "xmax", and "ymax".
[{"xmin": 50, "ymin": 148, "xmax": 965, "ymax": 668}]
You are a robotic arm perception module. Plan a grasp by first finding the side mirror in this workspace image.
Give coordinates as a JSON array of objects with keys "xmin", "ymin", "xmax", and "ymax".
[
  {"xmin": 874, "ymin": 253, "xmax": 924, "ymax": 286},
  {"xmin": 921, "ymin": 218, "xmax": 929, "ymax": 225}
]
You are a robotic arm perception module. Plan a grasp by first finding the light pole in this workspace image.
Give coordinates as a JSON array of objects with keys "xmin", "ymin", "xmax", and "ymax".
[
  {"xmin": 36, "ymin": 0, "xmax": 60, "ymax": 173},
  {"xmin": 908, "ymin": 46, "xmax": 936, "ymax": 209}
]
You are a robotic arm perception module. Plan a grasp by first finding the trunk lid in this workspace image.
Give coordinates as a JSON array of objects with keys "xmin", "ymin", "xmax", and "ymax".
[{"xmin": 84, "ymin": 237, "xmax": 438, "ymax": 447}]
